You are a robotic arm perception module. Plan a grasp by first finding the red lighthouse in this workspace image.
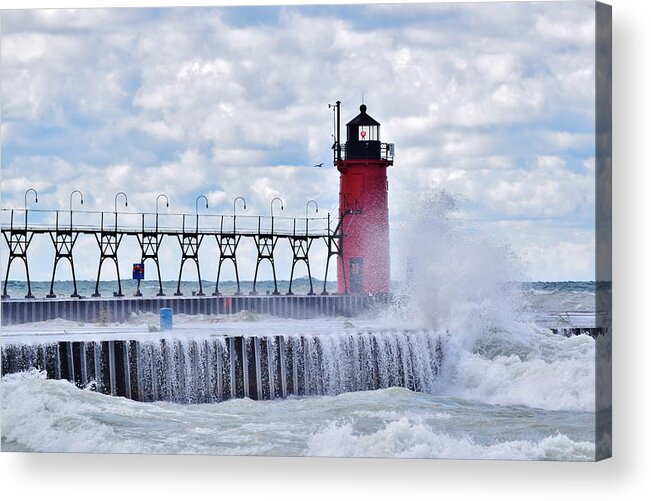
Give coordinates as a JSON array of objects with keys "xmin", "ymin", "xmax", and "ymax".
[{"xmin": 333, "ymin": 102, "xmax": 394, "ymax": 295}]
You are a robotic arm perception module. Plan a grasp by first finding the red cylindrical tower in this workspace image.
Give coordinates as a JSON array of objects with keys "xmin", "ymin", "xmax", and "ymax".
[{"xmin": 335, "ymin": 103, "xmax": 394, "ymax": 295}]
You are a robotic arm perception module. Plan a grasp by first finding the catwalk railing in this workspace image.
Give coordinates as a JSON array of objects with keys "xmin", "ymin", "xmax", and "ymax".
[{"xmin": 1, "ymin": 208, "xmax": 347, "ymax": 299}]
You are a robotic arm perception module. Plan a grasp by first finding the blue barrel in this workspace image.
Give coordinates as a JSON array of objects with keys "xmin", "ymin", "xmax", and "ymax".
[{"xmin": 160, "ymin": 308, "xmax": 173, "ymax": 331}]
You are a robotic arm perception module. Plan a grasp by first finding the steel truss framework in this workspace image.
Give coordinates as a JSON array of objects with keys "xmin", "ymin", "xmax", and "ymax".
[{"xmin": 1, "ymin": 208, "xmax": 351, "ymax": 298}]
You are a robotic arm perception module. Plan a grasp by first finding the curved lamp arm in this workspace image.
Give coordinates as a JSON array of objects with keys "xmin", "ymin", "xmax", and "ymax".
[
  {"xmin": 156, "ymin": 193, "xmax": 169, "ymax": 214},
  {"xmin": 270, "ymin": 197, "xmax": 284, "ymax": 218},
  {"xmin": 24, "ymin": 188, "xmax": 38, "ymax": 210},
  {"xmin": 306, "ymin": 199, "xmax": 319, "ymax": 219},
  {"xmin": 69, "ymin": 190, "xmax": 83, "ymax": 211},
  {"xmin": 195, "ymin": 195, "xmax": 209, "ymax": 214},
  {"xmin": 114, "ymin": 192, "xmax": 128, "ymax": 212}
]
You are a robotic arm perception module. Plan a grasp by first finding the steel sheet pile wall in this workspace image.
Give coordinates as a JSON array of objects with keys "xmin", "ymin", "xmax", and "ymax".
[{"xmin": 1, "ymin": 331, "xmax": 443, "ymax": 402}]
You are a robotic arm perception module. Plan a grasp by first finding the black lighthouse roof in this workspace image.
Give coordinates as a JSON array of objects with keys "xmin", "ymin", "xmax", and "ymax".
[{"xmin": 346, "ymin": 104, "xmax": 380, "ymax": 126}]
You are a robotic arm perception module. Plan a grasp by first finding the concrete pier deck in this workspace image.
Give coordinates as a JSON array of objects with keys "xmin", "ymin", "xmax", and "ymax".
[{"xmin": 1, "ymin": 294, "xmax": 383, "ymax": 326}]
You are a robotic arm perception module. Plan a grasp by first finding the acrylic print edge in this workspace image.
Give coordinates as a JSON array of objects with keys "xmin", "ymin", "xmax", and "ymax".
[{"xmin": 595, "ymin": 0, "xmax": 612, "ymax": 462}]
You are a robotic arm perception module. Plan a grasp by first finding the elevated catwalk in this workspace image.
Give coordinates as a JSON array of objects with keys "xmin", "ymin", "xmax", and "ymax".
[{"xmin": 1, "ymin": 207, "xmax": 345, "ymax": 299}]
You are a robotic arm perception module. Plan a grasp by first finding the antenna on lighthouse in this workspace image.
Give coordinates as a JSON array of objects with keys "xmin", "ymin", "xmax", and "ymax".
[{"xmin": 328, "ymin": 101, "xmax": 342, "ymax": 164}]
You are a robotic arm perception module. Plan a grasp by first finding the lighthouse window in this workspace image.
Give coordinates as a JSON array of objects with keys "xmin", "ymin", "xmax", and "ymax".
[{"xmin": 358, "ymin": 125, "xmax": 378, "ymax": 141}]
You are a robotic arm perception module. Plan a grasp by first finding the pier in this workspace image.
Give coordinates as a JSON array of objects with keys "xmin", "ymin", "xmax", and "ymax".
[
  {"xmin": 0, "ymin": 294, "xmax": 383, "ymax": 327},
  {"xmin": 535, "ymin": 310, "xmax": 609, "ymax": 338}
]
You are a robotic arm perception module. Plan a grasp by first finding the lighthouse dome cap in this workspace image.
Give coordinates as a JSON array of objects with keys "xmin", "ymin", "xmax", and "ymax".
[{"xmin": 346, "ymin": 104, "xmax": 380, "ymax": 126}]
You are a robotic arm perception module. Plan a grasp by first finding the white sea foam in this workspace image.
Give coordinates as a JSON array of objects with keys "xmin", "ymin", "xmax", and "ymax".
[
  {"xmin": 1, "ymin": 373, "xmax": 595, "ymax": 459},
  {"xmin": 1, "ymin": 370, "xmax": 139, "ymax": 454},
  {"xmin": 427, "ymin": 319, "xmax": 596, "ymax": 412},
  {"xmin": 442, "ymin": 345, "xmax": 595, "ymax": 412},
  {"xmin": 306, "ymin": 418, "xmax": 594, "ymax": 460}
]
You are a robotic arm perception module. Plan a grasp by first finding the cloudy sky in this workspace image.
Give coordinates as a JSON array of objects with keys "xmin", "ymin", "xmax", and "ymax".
[{"xmin": 0, "ymin": 2, "xmax": 597, "ymax": 284}]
